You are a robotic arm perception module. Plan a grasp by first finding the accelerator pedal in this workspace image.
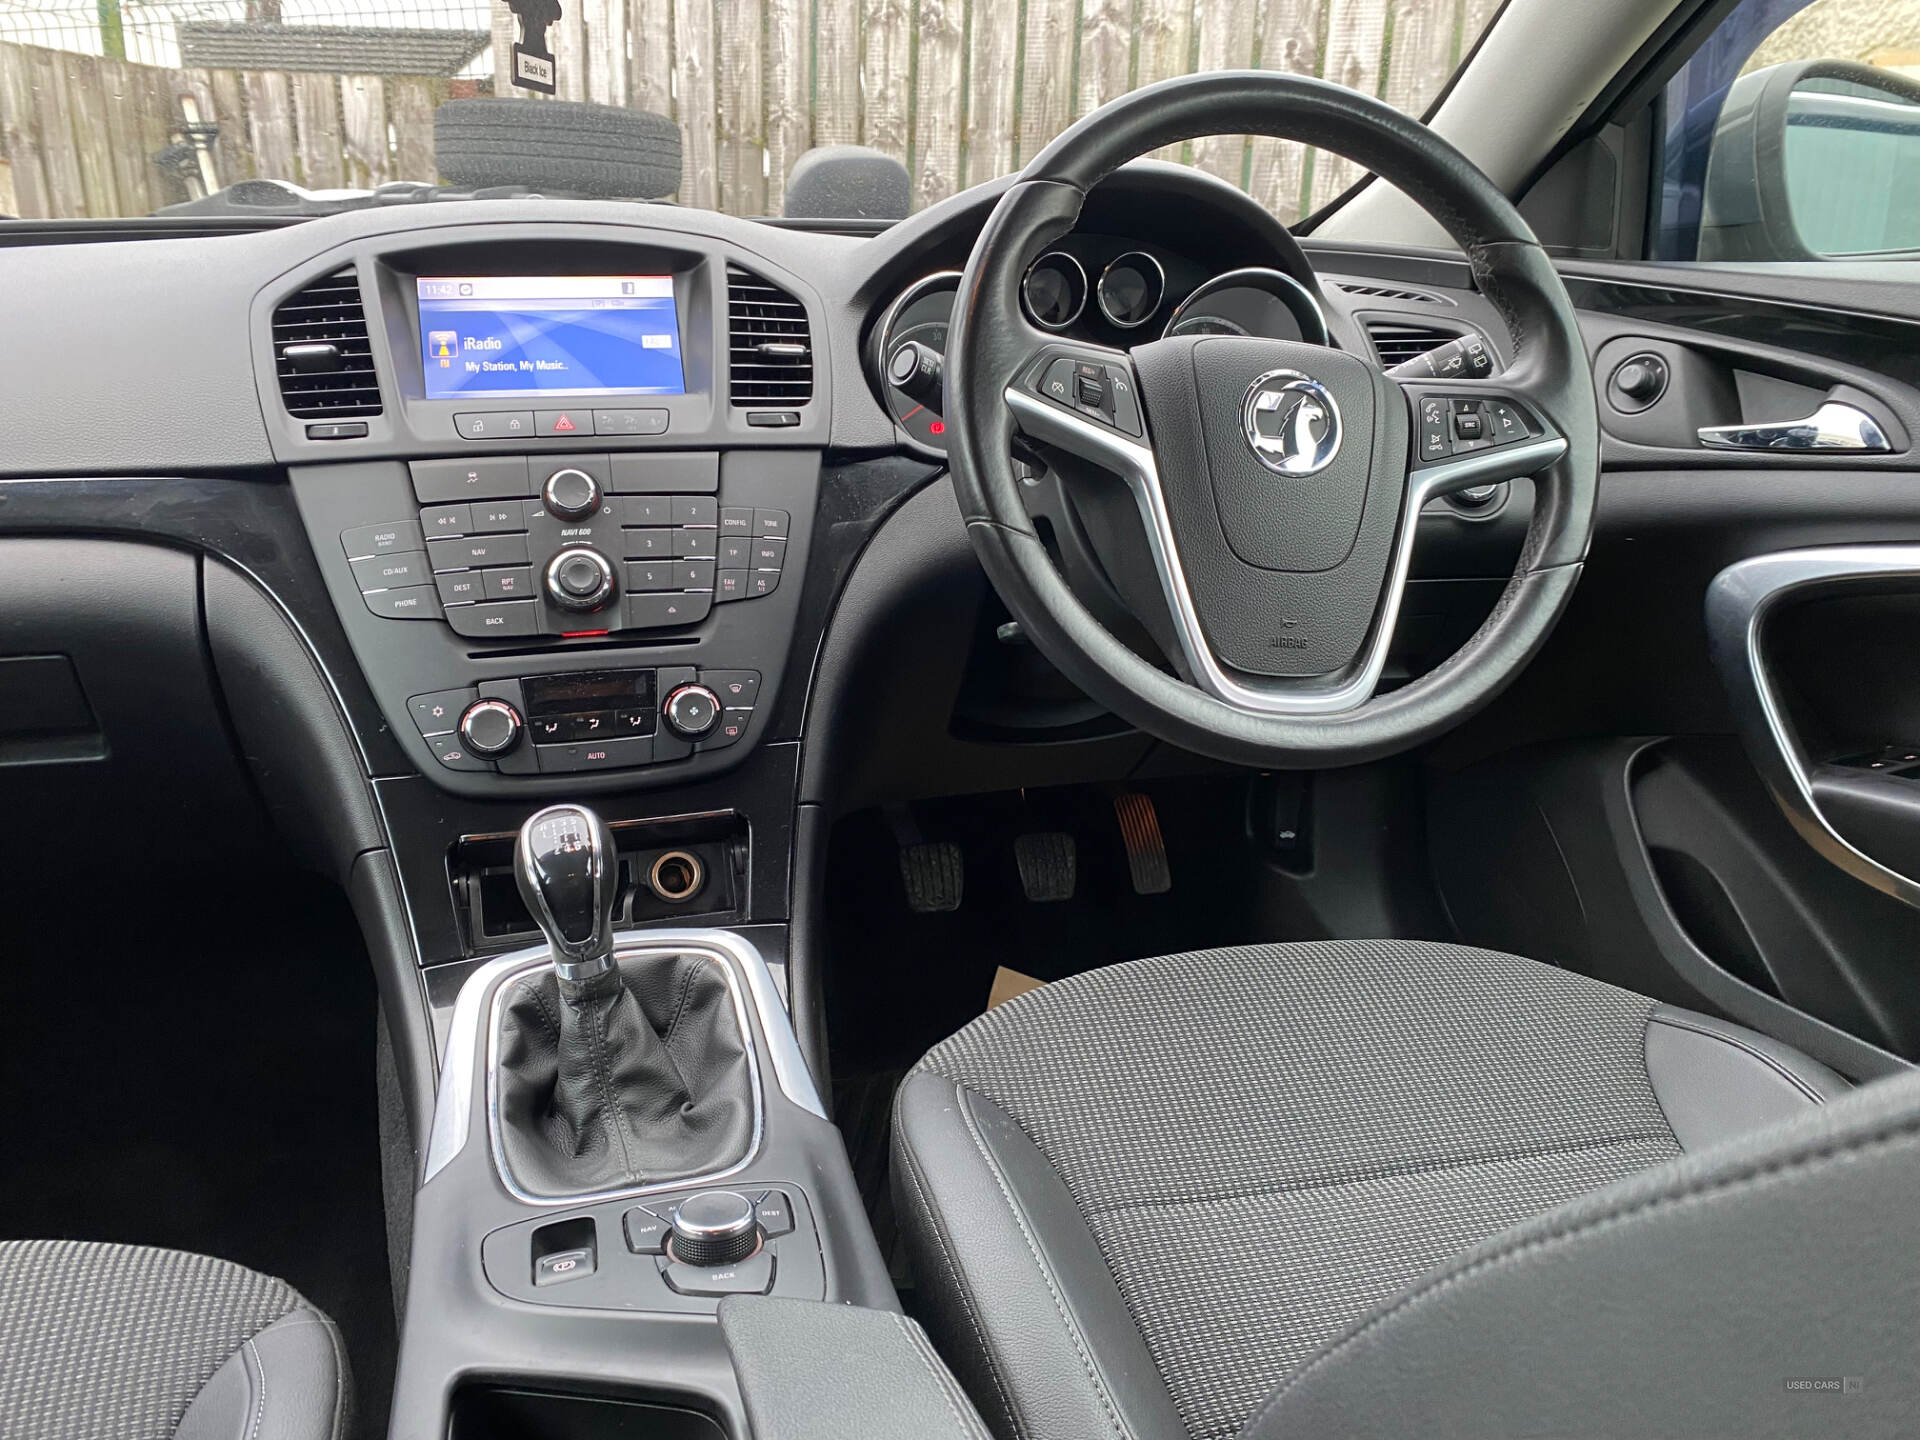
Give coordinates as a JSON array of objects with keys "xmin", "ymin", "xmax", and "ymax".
[
  {"xmin": 1113, "ymin": 793, "xmax": 1172, "ymax": 895},
  {"xmin": 1014, "ymin": 832, "xmax": 1077, "ymax": 903},
  {"xmin": 886, "ymin": 804, "xmax": 964, "ymax": 914}
]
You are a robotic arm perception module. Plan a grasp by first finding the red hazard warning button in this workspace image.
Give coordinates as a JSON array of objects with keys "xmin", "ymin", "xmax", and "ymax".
[{"xmin": 536, "ymin": 410, "xmax": 596, "ymax": 437}]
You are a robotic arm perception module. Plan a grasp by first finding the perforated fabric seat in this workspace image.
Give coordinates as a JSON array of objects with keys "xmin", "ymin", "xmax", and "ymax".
[
  {"xmin": 0, "ymin": 1240, "xmax": 348, "ymax": 1440},
  {"xmin": 891, "ymin": 940, "xmax": 1863, "ymax": 1440}
]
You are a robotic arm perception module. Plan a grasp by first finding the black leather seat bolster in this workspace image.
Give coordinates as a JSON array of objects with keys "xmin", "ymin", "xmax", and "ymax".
[
  {"xmin": 892, "ymin": 1070, "xmax": 1189, "ymax": 1440},
  {"xmin": 1238, "ymin": 1068, "xmax": 1920, "ymax": 1440},
  {"xmin": 1646, "ymin": 1004, "xmax": 1849, "ymax": 1151},
  {"xmin": 174, "ymin": 1307, "xmax": 348, "ymax": 1440}
]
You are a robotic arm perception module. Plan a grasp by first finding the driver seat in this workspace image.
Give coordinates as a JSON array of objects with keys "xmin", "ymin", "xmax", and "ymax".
[{"xmin": 892, "ymin": 939, "xmax": 1920, "ymax": 1440}]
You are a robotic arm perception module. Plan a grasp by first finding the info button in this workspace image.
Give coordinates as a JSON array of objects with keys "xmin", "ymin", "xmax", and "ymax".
[{"xmin": 454, "ymin": 411, "xmax": 534, "ymax": 441}]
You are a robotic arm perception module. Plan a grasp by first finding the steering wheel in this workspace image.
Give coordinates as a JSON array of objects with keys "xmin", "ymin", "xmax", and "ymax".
[{"xmin": 945, "ymin": 72, "xmax": 1598, "ymax": 768}]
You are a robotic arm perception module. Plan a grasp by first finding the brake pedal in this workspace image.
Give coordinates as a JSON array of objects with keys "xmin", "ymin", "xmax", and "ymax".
[
  {"xmin": 1113, "ymin": 793, "xmax": 1171, "ymax": 895},
  {"xmin": 1014, "ymin": 832, "xmax": 1076, "ymax": 903}
]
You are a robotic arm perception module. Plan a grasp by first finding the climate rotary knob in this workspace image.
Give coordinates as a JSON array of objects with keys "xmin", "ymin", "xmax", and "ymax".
[
  {"xmin": 457, "ymin": 699, "xmax": 522, "ymax": 757},
  {"xmin": 544, "ymin": 546, "xmax": 615, "ymax": 612},
  {"xmin": 662, "ymin": 683, "xmax": 722, "ymax": 740},
  {"xmin": 542, "ymin": 466, "xmax": 602, "ymax": 519},
  {"xmin": 667, "ymin": 1190, "xmax": 761, "ymax": 1267}
]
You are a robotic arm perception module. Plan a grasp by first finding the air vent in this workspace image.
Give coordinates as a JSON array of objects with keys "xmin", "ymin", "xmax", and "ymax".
[
  {"xmin": 273, "ymin": 267, "xmax": 382, "ymax": 419},
  {"xmin": 1362, "ymin": 318, "xmax": 1466, "ymax": 370},
  {"xmin": 727, "ymin": 264, "xmax": 813, "ymax": 407},
  {"xmin": 1332, "ymin": 280, "xmax": 1452, "ymax": 306}
]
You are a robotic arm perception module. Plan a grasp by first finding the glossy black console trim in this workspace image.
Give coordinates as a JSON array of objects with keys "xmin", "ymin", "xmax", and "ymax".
[{"xmin": 0, "ymin": 474, "xmax": 411, "ymax": 775}]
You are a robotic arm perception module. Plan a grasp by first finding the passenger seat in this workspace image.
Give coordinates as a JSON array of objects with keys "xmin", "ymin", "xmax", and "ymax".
[{"xmin": 0, "ymin": 1239, "xmax": 348, "ymax": 1440}]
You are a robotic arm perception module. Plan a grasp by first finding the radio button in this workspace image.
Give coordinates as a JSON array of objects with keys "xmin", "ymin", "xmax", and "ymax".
[
  {"xmin": 714, "ymin": 570, "xmax": 748, "ymax": 603},
  {"xmin": 753, "ymin": 508, "xmax": 791, "ymax": 539},
  {"xmin": 673, "ymin": 528, "xmax": 717, "ymax": 560},
  {"xmin": 623, "ymin": 496, "xmax": 672, "ymax": 527},
  {"xmin": 718, "ymin": 537, "xmax": 750, "ymax": 568},
  {"xmin": 719, "ymin": 507, "xmax": 754, "ymax": 536},
  {"xmin": 410, "ymin": 457, "xmax": 531, "ymax": 503},
  {"xmin": 748, "ymin": 571, "xmax": 780, "ymax": 599},
  {"xmin": 429, "ymin": 533, "xmax": 529, "ymax": 571},
  {"xmin": 454, "ymin": 411, "xmax": 534, "ymax": 441},
  {"xmin": 363, "ymin": 585, "xmax": 442, "ymax": 620},
  {"xmin": 672, "ymin": 496, "xmax": 718, "ymax": 528},
  {"xmin": 623, "ymin": 528, "xmax": 672, "ymax": 560},
  {"xmin": 342, "ymin": 519, "xmax": 423, "ymax": 559},
  {"xmin": 677, "ymin": 560, "xmax": 716, "ymax": 591},
  {"xmin": 626, "ymin": 592, "xmax": 712, "ymax": 629},
  {"xmin": 447, "ymin": 600, "xmax": 538, "ymax": 638},
  {"xmin": 471, "ymin": 500, "xmax": 530, "ymax": 533},
  {"xmin": 751, "ymin": 538, "xmax": 787, "ymax": 571},
  {"xmin": 420, "ymin": 503, "xmax": 473, "ymax": 537},
  {"xmin": 627, "ymin": 561, "xmax": 676, "ymax": 592}
]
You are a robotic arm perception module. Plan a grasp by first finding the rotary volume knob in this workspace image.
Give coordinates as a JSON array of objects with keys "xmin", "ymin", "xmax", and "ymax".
[
  {"xmin": 544, "ymin": 546, "xmax": 615, "ymax": 612},
  {"xmin": 667, "ymin": 1190, "xmax": 761, "ymax": 1267},
  {"xmin": 542, "ymin": 466, "xmax": 602, "ymax": 519}
]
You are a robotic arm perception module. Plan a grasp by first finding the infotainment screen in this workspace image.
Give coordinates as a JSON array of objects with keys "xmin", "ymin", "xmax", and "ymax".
[{"xmin": 415, "ymin": 275, "xmax": 685, "ymax": 400}]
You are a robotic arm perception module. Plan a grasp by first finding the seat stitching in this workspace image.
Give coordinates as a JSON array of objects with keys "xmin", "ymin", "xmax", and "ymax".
[
  {"xmin": 954, "ymin": 1087, "xmax": 1135, "ymax": 1440},
  {"xmin": 892, "ymin": 1311, "xmax": 992, "ymax": 1440},
  {"xmin": 1081, "ymin": 1130, "xmax": 1672, "ymax": 1220},
  {"xmin": 1244, "ymin": 1109, "xmax": 1920, "ymax": 1433},
  {"xmin": 896, "ymin": 1102, "xmax": 1027, "ymax": 1440},
  {"xmin": 1648, "ymin": 1013, "xmax": 1828, "ymax": 1106},
  {"xmin": 244, "ymin": 1337, "xmax": 266, "ymax": 1440}
]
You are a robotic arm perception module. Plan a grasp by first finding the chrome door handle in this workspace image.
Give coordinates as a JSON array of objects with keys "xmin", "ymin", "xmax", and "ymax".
[{"xmin": 1698, "ymin": 401, "xmax": 1891, "ymax": 453}]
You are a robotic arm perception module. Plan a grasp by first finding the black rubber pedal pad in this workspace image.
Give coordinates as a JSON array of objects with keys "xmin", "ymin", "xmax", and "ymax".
[
  {"xmin": 1014, "ymin": 832, "xmax": 1077, "ymax": 903},
  {"xmin": 898, "ymin": 841, "xmax": 964, "ymax": 913}
]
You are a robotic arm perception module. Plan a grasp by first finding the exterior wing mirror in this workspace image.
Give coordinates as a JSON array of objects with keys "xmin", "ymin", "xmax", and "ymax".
[{"xmin": 1700, "ymin": 59, "xmax": 1920, "ymax": 261}]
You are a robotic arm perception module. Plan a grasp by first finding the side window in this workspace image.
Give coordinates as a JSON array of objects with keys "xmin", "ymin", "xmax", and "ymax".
[{"xmin": 1655, "ymin": 0, "xmax": 1920, "ymax": 260}]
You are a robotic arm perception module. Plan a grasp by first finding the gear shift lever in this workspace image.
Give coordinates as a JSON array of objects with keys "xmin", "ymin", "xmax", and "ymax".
[{"xmin": 516, "ymin": 803, "xmax": 619, "ymax": 984}]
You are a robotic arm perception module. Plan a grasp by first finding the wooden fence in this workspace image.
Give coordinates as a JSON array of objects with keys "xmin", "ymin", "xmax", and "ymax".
[{"xmin": 1, "ymin": 0, "xmax": 1499, "ymax": 223}]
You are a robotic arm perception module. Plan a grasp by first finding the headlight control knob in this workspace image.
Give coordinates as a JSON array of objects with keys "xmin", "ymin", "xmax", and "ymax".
[
  {"xmin": 545, "ymin": 546, "xmax": 615, "ymax": 612},
  {"xmin": 667, "ymin": 1190, "xmax": 761, "ymax": 1266},
  {"xmin": 458, "ymin": 698, "xmax": 522, "ymax": 757},
  {"xmin": 662, "ymin": 683, "xmax": 721, "ymax": 739},
  {"xmin": 542, "ymin": 466, "xmax": 602, "ymax": 519}
]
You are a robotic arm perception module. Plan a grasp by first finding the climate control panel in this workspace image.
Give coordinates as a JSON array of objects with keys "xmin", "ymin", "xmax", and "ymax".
[
  {"xmin": 340, "ymin": 452, "xmax": 789, "ymax": 640},
  {"xmin": 409, "ymin": 665, "xmax": 759, "ymax": 775}
]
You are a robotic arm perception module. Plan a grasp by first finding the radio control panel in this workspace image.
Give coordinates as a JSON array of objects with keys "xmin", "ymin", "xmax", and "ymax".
[
  {"xmin": 340, "ymin": 453, "xmax": 789, "ymax": 641},
  {"xmin": 293, "ymin": 450, "xmax": 817, "ymax": 797}
]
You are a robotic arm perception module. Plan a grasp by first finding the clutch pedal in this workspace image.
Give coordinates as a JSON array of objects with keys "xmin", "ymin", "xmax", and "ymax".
[
  {"xmin": 886, "ymin": 804, "xmax": 963, "ymax": 913},
  {"xmin": 1113, "ymin": 793, "xmax": 1171, "ymax": 895}
]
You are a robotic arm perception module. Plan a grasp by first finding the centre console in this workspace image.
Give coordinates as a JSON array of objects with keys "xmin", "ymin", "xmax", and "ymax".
[{"xmin": 277, "ymin": 230, "xmax": 827, "ymax": 799}]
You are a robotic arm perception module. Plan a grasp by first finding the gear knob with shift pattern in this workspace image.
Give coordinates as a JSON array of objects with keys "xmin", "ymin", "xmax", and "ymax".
[{"xmin": 515, "ymin": 803, "xmax": 619, "ymax": 983}]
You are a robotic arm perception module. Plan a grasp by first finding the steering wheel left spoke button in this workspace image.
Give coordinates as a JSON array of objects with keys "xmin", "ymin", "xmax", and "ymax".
[{"xmin": 1039, "ymin": 357, "xmax": 1075, "ymax": 404}]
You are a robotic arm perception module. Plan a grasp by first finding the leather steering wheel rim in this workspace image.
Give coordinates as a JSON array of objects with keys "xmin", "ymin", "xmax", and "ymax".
[{"xmin": 944, "ymin": 71, "xmax": 1599, "ymax": 769}]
